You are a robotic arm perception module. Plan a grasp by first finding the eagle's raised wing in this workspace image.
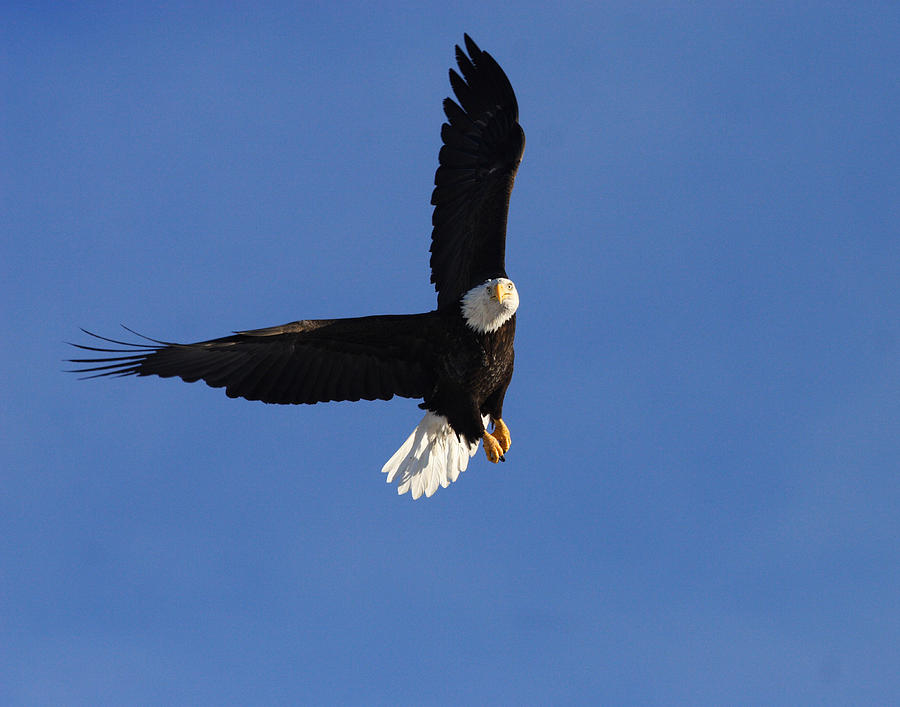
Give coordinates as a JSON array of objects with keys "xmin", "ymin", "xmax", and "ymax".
[
  {"xmin": 429, "ymin": 34, "xmax": 525, "ymax": 310},
  {"xmin": 68, "ymin": 314, "xmax": 437, "ymax": 405}
]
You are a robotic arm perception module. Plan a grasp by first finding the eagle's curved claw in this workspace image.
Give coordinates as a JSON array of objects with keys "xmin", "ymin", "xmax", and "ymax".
[{"xmin": 482, "ymin": 431, "xmax": 504, "ymax": 463}]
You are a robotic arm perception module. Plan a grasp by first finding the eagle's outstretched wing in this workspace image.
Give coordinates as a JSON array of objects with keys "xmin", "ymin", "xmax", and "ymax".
[
  {"xmin": 69, "ymin": 314, "xmax": 437, "ymax": 405},
  {"xmin": 429, "ymin": 34, "xmax": 525, "ymax": 310}
]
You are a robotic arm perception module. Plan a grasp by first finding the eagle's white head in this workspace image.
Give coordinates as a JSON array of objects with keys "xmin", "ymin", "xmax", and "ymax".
[{"xmin": 461, "ymin": 277, "xmax": 519, "ymax": 334}]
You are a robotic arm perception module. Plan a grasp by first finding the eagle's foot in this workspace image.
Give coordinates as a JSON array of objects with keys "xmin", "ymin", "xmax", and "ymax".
[
  {"xmin": 490, "ymin": 418, "xmax": 511, "ymax": 454},
  {"xmin": 482, "ymin": 431, "xmax": 505, "ymax": 463}
]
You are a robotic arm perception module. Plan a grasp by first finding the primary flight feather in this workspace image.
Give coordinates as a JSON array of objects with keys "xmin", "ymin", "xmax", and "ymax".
[{"xmin": 70, "ymin": 35, "xmax": 525, "ymax": 499}]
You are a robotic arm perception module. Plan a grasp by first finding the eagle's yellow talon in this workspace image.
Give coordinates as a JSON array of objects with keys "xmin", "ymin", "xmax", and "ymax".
[
  {"xmin": 490, "ymin": 418, "xmax": 511, "ymax": 453},
  {"xmin": 482, "ymin": 431, "xmax": 503, "ymax": 463}
]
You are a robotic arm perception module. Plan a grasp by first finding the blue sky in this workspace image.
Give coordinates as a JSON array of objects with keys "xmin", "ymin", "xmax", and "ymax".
[{"xmin": 3, "ymin": 2, "xmax": 899, "ymax": 704}]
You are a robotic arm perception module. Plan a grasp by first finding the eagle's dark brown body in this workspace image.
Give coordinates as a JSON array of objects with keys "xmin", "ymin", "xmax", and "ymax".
[{"xmin": 422, "ymin": 312, "xmax": 516, "ymax": 444}]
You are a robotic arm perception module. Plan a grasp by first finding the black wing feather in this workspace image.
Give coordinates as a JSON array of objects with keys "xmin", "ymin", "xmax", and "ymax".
[
  {"xmin": 430, "ymin": 34, "xmax": 525, "ymax": 309},
  {"xmin": 68, "ymin": 314, "xmax": 438, "ymax": 405}
]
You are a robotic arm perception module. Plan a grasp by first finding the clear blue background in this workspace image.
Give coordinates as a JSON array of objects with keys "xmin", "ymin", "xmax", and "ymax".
[{"xmin": 3, "ymin": 2, "xmax": 898, "ymax": 704}]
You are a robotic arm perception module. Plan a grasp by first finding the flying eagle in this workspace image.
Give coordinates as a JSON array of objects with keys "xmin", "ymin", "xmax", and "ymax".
[{"xmin": 70, "ymin": 35, "xmax": 525, "ymax": 499}]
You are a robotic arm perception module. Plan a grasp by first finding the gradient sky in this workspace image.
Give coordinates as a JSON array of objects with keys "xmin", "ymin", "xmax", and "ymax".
[{"xmin": 3, "ymin": 2, "xmax": 899, "ymax": 705}]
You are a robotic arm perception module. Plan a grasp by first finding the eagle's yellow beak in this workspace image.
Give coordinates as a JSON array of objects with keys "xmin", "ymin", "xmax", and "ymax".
[{"xmin": 492, "ymin": 282, "xmax": 510, "ymax": 302}]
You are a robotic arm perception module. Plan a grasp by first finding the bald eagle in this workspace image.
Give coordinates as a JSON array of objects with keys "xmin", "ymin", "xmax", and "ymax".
[{"xmin": 70, "ymin": 35, "xmax": 525, "ymax": 499}]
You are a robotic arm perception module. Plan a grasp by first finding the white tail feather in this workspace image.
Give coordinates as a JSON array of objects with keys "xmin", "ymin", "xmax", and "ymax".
[{"xmin": 382, "ymin": 412, "xmax": 489, "ymax": 499}]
